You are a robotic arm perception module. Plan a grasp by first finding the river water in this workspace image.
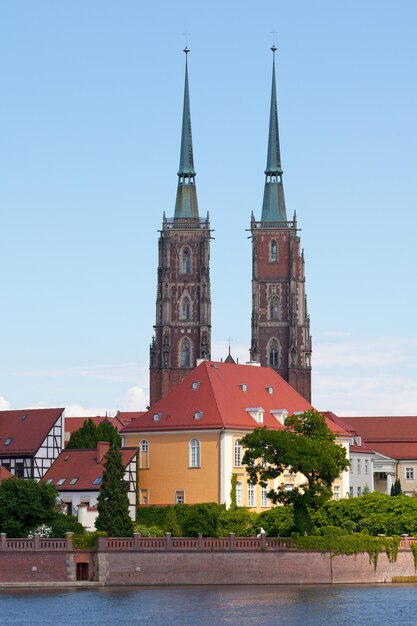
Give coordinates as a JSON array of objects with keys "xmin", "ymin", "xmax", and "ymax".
[{"xmin": 1, "ymin": 585, "xmax": 417, "ymax": 625}]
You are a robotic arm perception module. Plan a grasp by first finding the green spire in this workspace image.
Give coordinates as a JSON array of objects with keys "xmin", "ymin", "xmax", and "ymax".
[
  {"xmin": 174, "ymin": 47, "xmax": 199, "ymax": 219},
  {"xmin": 261, "ymin": 45, "xmax": 287, "ymax": 223}
]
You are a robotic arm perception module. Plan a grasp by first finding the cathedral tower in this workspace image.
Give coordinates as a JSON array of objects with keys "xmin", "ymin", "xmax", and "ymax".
[
  {"xmin": 149, "ymin": 49, "xmax": 211, "ymax": 406},
  {"xmin": 250, "ymin": 47, "xmax": 312, "ymax": 402}
]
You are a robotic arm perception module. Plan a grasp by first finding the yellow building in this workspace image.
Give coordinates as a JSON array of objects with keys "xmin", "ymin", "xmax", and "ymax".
[{"xmin": 122, "ymin": 361, "xmax": 350, "ymax": 511}]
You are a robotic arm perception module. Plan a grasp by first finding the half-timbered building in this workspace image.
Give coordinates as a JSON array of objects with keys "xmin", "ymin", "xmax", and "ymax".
[{"xmin": 0, "ymin": 408, "xmax": 64, "ymax": 480}]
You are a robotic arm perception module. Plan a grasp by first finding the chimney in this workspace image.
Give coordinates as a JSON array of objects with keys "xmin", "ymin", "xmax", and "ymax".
[{"xmin": 97, "ymin": 441, "xmax": 110, "ymax": 464}]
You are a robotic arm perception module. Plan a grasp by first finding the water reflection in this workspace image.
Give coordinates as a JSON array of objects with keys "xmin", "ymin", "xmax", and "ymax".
[{"xmin": 1, "ymin": 585, "xmax": 417, "ymax": 625}]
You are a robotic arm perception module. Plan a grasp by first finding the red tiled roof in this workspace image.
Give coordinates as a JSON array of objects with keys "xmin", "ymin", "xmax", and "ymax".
[
  {"xmin": 122, "ymin": 361, "xmax": 347, "ymax": 436},
  {"xmin": 343, "ymin": 416, "xmax": 417, "ymax": 460},
  {"xmin": 64, "ymin": 415, "xmax": 127, "ymax": 437},
  {"xmin": 42, "ymin": 445, "xmax": 137, "ymax": 491},
  {"xmin": 0, "ymin": 408, "xmax": 64, "ymax": 456},
  {"xmin": 115, "ymin": 411, "xmax": 146, "ymax": 426},
  {"xmin": 322, "ymin": 412, "xmax": 373, "ymax": 454},
  {"xmin": 0, "ymin": 465, "xmax": 13, "ymax": 481}
]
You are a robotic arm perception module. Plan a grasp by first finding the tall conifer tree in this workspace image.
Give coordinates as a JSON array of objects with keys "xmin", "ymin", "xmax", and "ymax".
[{"xmin": 96, "ymin": 449, "xmax": 133, "ymax": 536}]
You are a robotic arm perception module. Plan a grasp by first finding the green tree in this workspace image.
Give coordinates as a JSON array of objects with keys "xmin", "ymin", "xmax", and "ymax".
[
  {"xmin": 0, "ymin": 478, "xmax": 58, "ymax": 537},
  {"xmin": 67, "ymin": 418, "xmax": 121, "ymax": 449},
  {"xmin": 96, "ymin": 449, "xmax": 133, "ymax": 536},
  {"xmin": 241, "ymin": 410, "xmax": 349, "ymax": 535},
  {"xmin": 390, "ymin": 479, "xmax": 402, "ymax": 496}
]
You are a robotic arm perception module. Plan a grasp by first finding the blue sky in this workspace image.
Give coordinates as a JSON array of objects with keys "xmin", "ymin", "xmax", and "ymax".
[{"xmin": 1, "ymin": 1, "xmax": 416, "ymax": 416}]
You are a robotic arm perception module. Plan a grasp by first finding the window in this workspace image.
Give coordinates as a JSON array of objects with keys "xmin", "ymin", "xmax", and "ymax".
[
  {"xmin": 333, "ymin": 485, "xmax": 340, "ymax": 501},
  {"xmin": 235, "ymin": 481, "xmax": 243, "ymax": 507},
  {"xmin": 270, "ymin": 240, "xmax": 278, "ymax": 262},
  {"xmin": 46, "ymin": 478, "xmax": 53, "ymax": 485},
  {"xmin": 15, "ymin": 462, "xmax": 24, "ymax": 478},
  {"xmin": 406, "ymin": 467, "xmax": 415, "ymax": 480},
  {"xmin": 189, "ymin": 439, "xmax": 201, "ymax": 468},
  {"xmin": 365, "ymin": 459, "xmax": 369, "ymax": 474},
  {"xmin": 4, "ymin": 438, "xmax": 13, "ymax": 446},
  {"xmin": 255, "ymin": 411, "xmax": 263, "ymax": 424},
  {"xmin": 182, "ymin": 296, "xmax": 191, "ymax": 320},
  {"xmin": 357, "ymin": 486, "xmax": 362, "ymax": 496},
  {"xmin": 349, "ymin": 486, "xmax": 353, "ymax": 497},
  {"xmin": 175, "ymin": 490, "xmax": 185, "ymax": 504},
  {"xmin": 269, "ymin": 296, "xmax": 279, "ymax": 321},
  {"xmin": 56, "ymin": 478, "xmax": 66, "ymax": 486},
  {"xmin": 69, "ymin": 477, "xmax": 79, "ymax": 485},
  {"xmin": 192, "ymin": 381, "xmax": 200, "ymax": 390},
  {"xmin": 357, "ymin": 458, "xmax": 361, "ymax": 474},
  {"xmin": 93, "ymin": 477, "xmax": 102, "ymax": 486},
  {"xmin": 152, "ymin": 413, "xmax": 161, "ymax": 421},
  {"xmin": 180, "ymin": 339, "xmax": 191, "ymax": 368},
  {"xmin": 354, "ymin": 436, "xmax": 362, "ymax": 447},
  {"xmin": 139, "ymin": 440, "xmax": 149, "ymax": 469},
  {"xmin": 349, "ymin": 458, "xmax": 353, "ymax": 473},
  {"xmin": 181, "ymin": 248, "xmax": 191, "ymax": 274},
  {"xmin": 234, "ymin": 440, "xmax": 243, "ymax": 467},
  {"xmin": 194, "ymin": 411, "xmax": 202, "ymax": 420},
  {"xmin": 269, "ymin": 340, "xmax": 279, "ymax": 367},
  {"xmin": 248, "ymin": 483, "xmax": 256, "ymax": 508},
  {"xmin": 261, "ymin": 487, "xmax": 269, "ymax": 508},
  {"xmin": 239, "ymin": 384, "xmax": 247, "ymax": 392},
  {"xmin": 140, "ymin": 489, "xmax": 149, "ymax": 505},
  {"xmin": 265, "ymin": 386, "xmax": 273, "ymax": 394}
]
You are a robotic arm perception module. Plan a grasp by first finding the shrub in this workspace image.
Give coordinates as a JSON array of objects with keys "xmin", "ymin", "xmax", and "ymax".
[
  {"xmin": 50, "ymin": 513, "xmax": 85, "ymax": 537},
  {"xmin": 218, "ymin": 507, "xmax": 257, "ymax": 536}
]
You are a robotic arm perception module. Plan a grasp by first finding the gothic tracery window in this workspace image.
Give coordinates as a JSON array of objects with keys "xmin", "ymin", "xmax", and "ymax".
[
  {"xmin": 269, "ymin": 339, "xmax": 279, "ymax": 367},
  {"xmin": 181, "ymin": 247, "xmax": 191, "ymax": 274},
  {"xmin": 270, "ymin": 240, "xmax": 278, "ymax": 263},
  {"xmin": 270, "ymin": 296, "xmax": 279, "ymax": 321},
  {"xmin": 182, "ymin": 296, "xmax": 191, "ymax": 320},
  {"xmin": 180, "ymin": 338, "xmax": 191, "ymax": 368}
]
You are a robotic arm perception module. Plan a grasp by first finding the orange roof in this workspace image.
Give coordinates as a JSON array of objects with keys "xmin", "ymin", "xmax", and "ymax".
[
  {"xmin": 0, "ymin": 408, "xmax": 64, "ymax": 456},
  {"xmin": 0, "ymin": 465, "xmax": 13, "ymax": 481},
  {"xmin": 123, "ymin": 361, "xmax": 347, "ymax": 436},
  {"xmin": 42, "ymin": 444, "xmax": 137, "ymax": 491},
  {"xmin": 342, "ymin": 416, "xmax": 417, "ymax": 460},
  {"xmin": 115, "ymin": 411, "xmax": 146, "ymax": 426}
]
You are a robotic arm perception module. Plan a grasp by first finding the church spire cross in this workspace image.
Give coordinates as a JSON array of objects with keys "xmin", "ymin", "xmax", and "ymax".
[{"xmin": 174, "ymin": 47, "xmax": 199, "ymax": 219}]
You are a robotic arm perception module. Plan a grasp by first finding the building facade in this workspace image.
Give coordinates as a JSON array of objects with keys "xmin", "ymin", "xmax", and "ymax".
[
  {"xmin": 250, "ymin": 47, "xmax": 312, "ymax": 402},
  {"xmin": 149, "ymin": 48, "xmax": 211, "ymax": 406}
]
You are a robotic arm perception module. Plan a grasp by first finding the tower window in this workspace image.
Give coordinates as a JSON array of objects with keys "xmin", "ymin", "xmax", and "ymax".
[
  {"xmin": 270, "ymin": 240, "xmax": 278, "ymax": 263},
  {"xmin": 180, "ymin": 339, "xmax": 191, "ymax": 368},
  {"xmin": 269, "ymin": 340, "xmax": 279, "ymax": 367},
  {"xmin": 181, "ymin": 248, "xmax": 191, "ymax": 274},
  {"xmin": 182, "ymin": 296, "xmax": 191, "ymax": 320},
  {"xmin": 269, "ymin": 296, "xmax": 279, "ymax": 321}
]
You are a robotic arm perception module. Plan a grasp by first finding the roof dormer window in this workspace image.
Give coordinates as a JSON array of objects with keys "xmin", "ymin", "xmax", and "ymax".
[
  {"xmin": 246, "ymin": 407, "xmax": 264, "ymax": 424},
  {"xmin": 354, "ymin": 436, "xmax": 362, "ymax": 447},
  {"xmin": 265, "ymin": 386, "xmax": 273, "ymax": 394},
  {"xmin": 194, "ymin": 411, "xmax": 202, "ymax": 420},
  {"xmin": 153, "ymin": 413, "xmax": 161, "ymax": 422},
  {"xmin": 192, "ymin": 381, "xmax": 200, "ymax": 390},
  {"xmin": 271, "ymin": 409, "xmax": 288, "ymax": 425},
  {"xmin": 239, "ymin": 384, "xmax": 247, "ymax": 392},
  {"xmin": 4, "ymin": 438, "xmax": 13, "ymax": 446}
]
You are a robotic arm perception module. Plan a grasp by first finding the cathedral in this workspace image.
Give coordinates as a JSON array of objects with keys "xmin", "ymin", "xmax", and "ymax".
[{"xmin": 149, "ymin": 47, "xmax": 311, "ymax": 405}]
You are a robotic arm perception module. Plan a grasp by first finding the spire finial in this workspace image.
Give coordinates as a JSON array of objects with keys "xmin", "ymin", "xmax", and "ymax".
[
  {"xmin": 260, "ymin": 41, "xmax": 287, "ymax": 223},
  {"xmin": 174, "ymin": 44, "xmax": 199, "ymax": 219}
]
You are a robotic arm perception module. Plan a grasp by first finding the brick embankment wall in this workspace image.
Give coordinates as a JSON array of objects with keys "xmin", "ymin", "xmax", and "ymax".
[{"xmin": 98, "ymin": 550, "xmax": 417, "ymax": 585}]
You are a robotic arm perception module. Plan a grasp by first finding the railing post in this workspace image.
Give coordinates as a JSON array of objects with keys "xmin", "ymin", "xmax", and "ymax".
[
  {"xmin": 97, "ymin": 536, "xmax": 107, "ymax": 551},
  {"xmin": 0, "ymin": 533, "xmax": 6, "ymax": 551},
  {"xmin": 401, "ymin": 534, "xmax": 409, "ymax": 550},
  {"xmin": 65, "ymin": 532, "xmax": 74, "ymax": 551},
  {"xmin": 34, "ymin": 533, "xmax": 41, "ymax": 551},
  {"xmin": 260, "ymin": 531, "xmax": 267, "ymax": 550},
  {"xmin": 197, "ymin": 533, "xmax": 204, "ymax": 551},
  {"xmin": 133, "ymin": 532, "xmax": 141, "ymax": 551},
  {"xmin": 229, "ymin": 532, "xmax": 235, "ymax": 551},
  {"xmin": 165, "ymin": 532, "xmax": 172, "ymax": 550}
]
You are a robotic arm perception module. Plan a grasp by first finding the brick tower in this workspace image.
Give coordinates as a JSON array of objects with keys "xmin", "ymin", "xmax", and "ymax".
[
  {"xmin": 250, "ymin": 46, "xmax": 312, "ymax": 402},
  {"xmin": 149, "ymin": 49, "xmax": 211, "ymax": 406}
]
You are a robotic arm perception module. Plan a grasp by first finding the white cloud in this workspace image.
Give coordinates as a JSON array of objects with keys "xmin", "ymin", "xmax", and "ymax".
[
  {"xmin": 0, "ymin": 395, "xmax": 11, "ymax": 410},
  {"xmin": 120, "ymin": 386, "xmax": 148, "ymax": 411}
]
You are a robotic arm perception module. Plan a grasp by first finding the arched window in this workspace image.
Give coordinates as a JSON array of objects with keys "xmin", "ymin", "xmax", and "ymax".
[
  {"xmin": 182, "ymin": 296, "xmax": 191, "ymax": 320},
  {"xmin": 180, "ymin": 339, "xmax": 191, "ymax": 368},
  {"xmin": 234, "ymin": 439, "xmax": 243, "ymax": 467},
  {"xmin": 270, "ymin": 240, "xmax": 278, "ymax": 262},
  {"xmin": 269, "ymin": 296, "xmax": 279, "ymax": 321},
  {"xmin": 139, "ymin": 440, "xmax": 149, "ymax": 469},
  {"xmin": 189, "ymin": 439, "xmax": 201, "ymax": 468},
  {"xmin": 181, "ymin": 248, "xmax": 191, "ymax": 274},
  {"xmin": 269, "ymin": 340, "xmax": 279, "ymax": 367}
]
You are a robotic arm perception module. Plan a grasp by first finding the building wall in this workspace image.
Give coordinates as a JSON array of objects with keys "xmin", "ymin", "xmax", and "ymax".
[
  {"xmin": 126, "ymin": 431, "xmax": 220, "ymax": 506},
  {"xmin": 348, "ymin": 452, "xmax": 373, "ymax": 496}
]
